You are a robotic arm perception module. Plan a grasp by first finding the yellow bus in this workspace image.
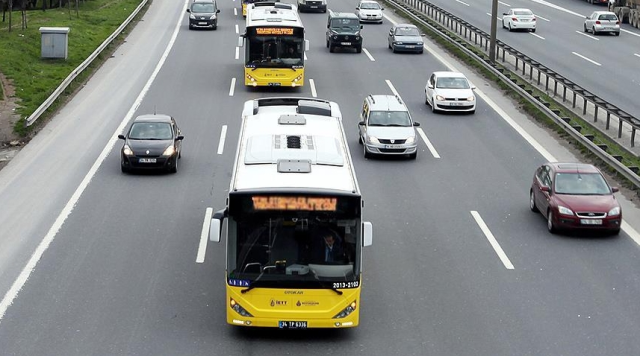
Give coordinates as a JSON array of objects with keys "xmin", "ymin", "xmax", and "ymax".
[
  {"xmin": 241, "ymin": 0, "xmax": 275, "ymax": 17},
  {"xmin": 239, "ymin": 2, "xmax": 309, "ymax": 87},
  {"xmin": 209, "ymin": 97, "xmax": 373, "ymax": 329}
]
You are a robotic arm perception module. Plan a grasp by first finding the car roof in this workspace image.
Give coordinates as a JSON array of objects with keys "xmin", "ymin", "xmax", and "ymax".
[
  {"xmin": 395, "ymin": 23, "xmax": 417, "ymax": 28},
  {"xmin": 133, "ymin": 114, "xmax": 173, "ymax": 123},
  {"xmin": 549, "ymin": 162, "xmax": 601, "ymax": 174},
  {"xmin": 329, "ymin": 11, "xmax": 359, "ymax": 19},
  {"xmin": 511, "ymin": 8, "xmax": 532, "ymax": 12},
  {"xmin": 433, "ymin": 71, "xmax": 467, "ymax": 78},
  {"xmin": 366, "ymin": 95, "xmax": 408, "ymax": 112},
  {"xmin": 592, "ymin": 11, "xmax": 616, "ymax": 15},
  {"xmin": 359, "ymin": 0, "xmax": 380, "ymax": 3}
]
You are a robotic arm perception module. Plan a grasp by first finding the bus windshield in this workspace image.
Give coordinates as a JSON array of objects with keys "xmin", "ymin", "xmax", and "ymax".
[
  {"xmin": 245, "ymin": 27, "xmax": 304, "ymax": 68},
  {"xmin": 227, "ymin": 194, "xmax": 361, "ymax": 288}
]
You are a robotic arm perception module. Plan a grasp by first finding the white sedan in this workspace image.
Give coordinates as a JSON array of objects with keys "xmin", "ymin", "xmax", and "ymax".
[
  {"xmin": 502, "ymin": 8, "xmax": 536, "ymax": 32},
  {"xmin": 424, "ymin": 71, "xmax": 476, "ymax": 114}
]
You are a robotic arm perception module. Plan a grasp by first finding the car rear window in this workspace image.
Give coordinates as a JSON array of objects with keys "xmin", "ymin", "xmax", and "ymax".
[
  {"xmin": 514, "ymin": 10, "xmax": 532, "ymax": 15},
  {"xmin": 598, "ymin": 14, "xmax": 618, "ymax": 20}
]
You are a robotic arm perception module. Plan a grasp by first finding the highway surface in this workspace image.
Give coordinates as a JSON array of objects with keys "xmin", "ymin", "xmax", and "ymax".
[
  {"xmin": 423, "ymin": 0, "xmax": 640, "ymax": 118},
  {"xmin": 1, "ymin": 0, "xmax": 640, "ymax": 355}
]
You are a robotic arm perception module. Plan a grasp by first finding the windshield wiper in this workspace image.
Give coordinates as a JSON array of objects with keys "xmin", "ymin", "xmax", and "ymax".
[{"xmin": 241, "ymin": 268, "xmax": 266, "ymax": 294}]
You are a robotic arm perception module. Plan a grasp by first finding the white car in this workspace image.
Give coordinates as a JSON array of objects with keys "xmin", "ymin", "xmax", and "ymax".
[
  {"xmin": 424, "ymin": 71, "xmax": 476, "ymax": 114},
  {"xmin": 355, "ymin": 0, "xmax": 383, "ymax": 24},
  {"xmin": 502, "ymin": 8, "xmax": 536, "ymax": 32}
]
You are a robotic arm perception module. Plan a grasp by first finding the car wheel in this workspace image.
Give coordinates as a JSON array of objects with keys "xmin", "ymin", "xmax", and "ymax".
[
  {"xmin": 615, "ymin": 31, "xmax": 620, "ymax": 36},
  {"xmin": 529, "ymin": 190, "xmax": 539, "ymax": 212},
  {"xmin": 418, "ymin": 50, "xmax": 423, "ymax": 54},
  {"xmin": 508, "ymin": 23, "xmax": 513, "ymax": 32},
  {"xmin": 170, "ymin": 158, "xmax": 178, "ymax": 173},
  {"xmin": 409, "ymin": 152, "xmax": 417, "ymax": 160},
  {"xmin": 425, "ymin": 91, "xmax": 429, "ymax": 105},
  {"xmin": 592, "ymin": 26, "xmax": 597, "ymax": 35},
  {"xmin": 583, "ymin": 23, "xmax": 588, "ymax": 33},
  {"xmin": 392, "ymin": 46, "xmax": 397, "ymax": 53},
  {"xmin": 547, "ymin": 210, "xmax": 557, "ymax": 234},
  {"xmin": 121, "ymin": 165, "xmax": 128, "ymax": 174},
  {"xmin": 356, "ymin": 45, "xmax": 362, "ymax": 53},
  {"xmin": 531, "ymin": 29, "xmax": 536, "ymax": 33},
  {"xmin": 431, "ymin": 98, "xmax": 437, "ymax": 113},
  {"xmin": 388, "ymin": 42, "xmax": 392, "ymax": 49},
  {"xmin": 329, "ymin": 44, "xmax": 335, "ymax": 53},
  {"xmin": 502, "ymin": 20, "xmax": 506, "ymax": 29},
  {"xmin": 611, "ymin": 228, "xmax": 621, "ymax": 236},
  {"xmin": 469, "ymin": 110, "xmax": 475, "ymax": 115},
  {"xmin": 326, "ymin": 39, "xmax": 329, "ymax": 48},
  {"xmin": 358, "ymin": 135, "xmax": 363, "ymax": 145},
  {"xmin": 364, "ymin": 145, "xmax": 371, "ymax": 159}
]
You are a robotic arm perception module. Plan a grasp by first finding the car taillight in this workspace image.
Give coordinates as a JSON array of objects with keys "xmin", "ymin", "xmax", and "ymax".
[
  {"xmin": 596, "ymin": 20, "xmax": 601, "ymax": 24},
  {"xmin": 616, "ymin": 21, "xmax": 620, "ymax": 24},
  {"xmin": 512, "ymin": 17, "xmax": 518, "ymax": 21},
  {"xmin": 532, "ymin": 17, "xmax": 536, "ymax": 21}
]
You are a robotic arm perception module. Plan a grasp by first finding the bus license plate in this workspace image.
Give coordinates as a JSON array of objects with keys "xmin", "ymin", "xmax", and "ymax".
[
  {"xmin": 279, "ymin": 321, "xmax": 307, "ymax": 329},
  {"xmin": 139, "ymin": 158, "xmax": 157, "ymax": 163},
  {"xmin": 341, "ymin": 42, "xmax": 351, "ymax": 45},
  {"xmin": 268, "ymin": 83, "xmax": 281, "ymax": 87},
  {"xmin": 581, "ymin": 219, "xmax": 603, "ymax": 225}
]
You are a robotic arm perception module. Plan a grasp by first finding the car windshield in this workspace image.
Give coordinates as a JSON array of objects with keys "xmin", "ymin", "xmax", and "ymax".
[
  {"xmin": 436, "ymin": 77, "xmax": 470, "ymax": 89},
  {"xmin": 554, "ymin": 172, "xmax": 611, "ymax": 195},
  {"xmin": 395, "ymin": 27, "xmax": 420, "ymax": 36},
  {"xmin": 598, "ymin": 14, "xmax": 617, "ymax": 20},
  {"xmin": 191, "ymin": 3, "xmax": 215, "ymax": 13},
  {"xmin": 128, "ymin": 122, "xmax": 173, "ymax": 140},
  {"xmin": 513, "ymin": 10, "xmax": 533, "ymax": 16},
  {"xmin": 331, "ymin": 18, "xmax": 360, "ymax": 30},
  {"xmin": 360, "ymin": 2, "xmax": 380, "ymax": 9},
  {"xmin": 368, "ymin": 111, "xmax": 412, "ymax": 126}
]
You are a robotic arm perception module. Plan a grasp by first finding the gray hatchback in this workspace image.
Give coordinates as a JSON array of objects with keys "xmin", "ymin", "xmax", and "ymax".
[{"xmin": 388, "ymin": 24, "xmax": 424, "ymax": 53}]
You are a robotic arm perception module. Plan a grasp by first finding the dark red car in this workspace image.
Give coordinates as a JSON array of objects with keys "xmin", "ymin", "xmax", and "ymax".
[{"xmin": 529, "ymin": 162, "xmax": 621, "ymax": 235}]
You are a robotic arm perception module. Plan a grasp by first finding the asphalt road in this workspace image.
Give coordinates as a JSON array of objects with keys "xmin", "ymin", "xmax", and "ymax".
[
  {"xmin": 1, "ymin": 0, "xmax": 640, "ymax": 355},
  {"xmin": 423, "ymin": 0, "xmax": 640, "ymax": 116}
]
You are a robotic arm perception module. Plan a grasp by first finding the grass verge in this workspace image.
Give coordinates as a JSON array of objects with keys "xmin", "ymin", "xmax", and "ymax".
[{"xmin": 0, "ymin": 0, "xmax": 149, "ymax": 137}]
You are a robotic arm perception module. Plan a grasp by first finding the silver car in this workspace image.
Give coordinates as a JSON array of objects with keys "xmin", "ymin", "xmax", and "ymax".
[
  {"xmin": 584, "ymin": 11, "xmax": 620, "ymax": 36},
  {"xmin": 358, "ymin": 95, "xmax": 420, "ymax": 160}
]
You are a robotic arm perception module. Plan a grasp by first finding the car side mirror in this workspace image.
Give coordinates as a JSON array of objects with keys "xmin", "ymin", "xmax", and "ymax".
[
  {"xmin": 217, "ymin": 9, "xmax": 220, "ymax": 13},
  {"xmin": 612, "ymin": 187, "xmax": 620, "ymax": 193},
  {"xmin": 356, "ymin": 7, "xmax": 359, "ymax": 10},
  {"xmin": 503, "ymin": 12, "xmax": 507, "ymax": 15},
  {"xmin": 470, "ymin": 84, "xmax": 477, "ymax": 90},
  {"xmin": 176, "ymin": 135, "xmax": 185, "ymax": 141},
  {"xmin": 413, "ymin": 122, "xmax": 420, "ymax": 126},
  {"xmin": 186, "ymin": 9, "xmax": 191, "ymax": 13},
  {"xmin": 381, "ymin": 7, "xmax": 384, "ymax": 10},
  {"xmin": 118, "ymin": 134, "xmax": 126, "ymax": 140},
  {"xmin": 358, "ymin": 121, "xmax": 365, "ymax": 126},
  {"xmin": 427, "ymin": 83, "xmax": 433, "ymax": 89},
  {"xmin": 360, "ymin": 25, "xmax": 363, "ymax": 29},
  {"xmin": 586, "ymin": 16, "xmax": 589, "ymax": 19}
]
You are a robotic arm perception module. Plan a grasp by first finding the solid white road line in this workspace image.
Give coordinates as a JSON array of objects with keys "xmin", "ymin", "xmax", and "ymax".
[
  {"xmin": 417, "ymin": 128, "xmax": 441, "ymax": 159},
  {"xmin": 309, "ymin": 79, "xmax": 317, "ymax": 98},
  {"xmin": 217, "ymin": 125, "xmax": 227, "ymax": 155},
  {"xmin": 622, "ymin": 221, "xmax": 640, "ymax": 246},
  {"xmin": 0, "ymin": 0, "xmax": 191, "ymax": 327},
  {"xmin": 498, "ymin": 1, "xmax": 510, "ymax": 7},
  {"xmin": 385, "ymin": 79, "xmax": 400, "ymax": 97},
  {"xmin": 235, "ymin": 46, "xmax": 239, "ymax": 60},
  {"xmin": 197, "ymin": 208, "xmax": 213, "ymax": 263},
  {"xmin": 576, "ymin": 31, "xmax": 599, "ymax": 40},
  {"xmin": 536, "ymin": 15, "xmax": 550, "ymax": 22},
  {"xmin": 470, "ymin": 211, "xmax": 515, "ymax": 270},
  {"xmin": 634, "ymin": 53, "xmax": 640, "ymax": 59},
  {"xmin": 572, "ymin": 52, "xmax": 601, "ymax": 66},
  {"xmin": 455, "ymin": 0, "xmax": 470, "ymax": 6},
  {"xmin": 304, "ymin": 52, "xmax": 308, "ymax": 61},
  {"xmin": 229, "ymin": 78, "xmax": 236, "ymax": 96},
  {"xmin": 622, "ymin": 29, "xmax": 640, "ymax": 38},
  {"xmin": 363, "ymin": 48, "xmax": 375, "ymax": 61}
]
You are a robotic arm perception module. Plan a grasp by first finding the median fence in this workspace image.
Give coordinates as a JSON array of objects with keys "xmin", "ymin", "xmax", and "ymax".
[{"xmin": 386, "ymin": 0, "xmax": 640, "ymax": 188}]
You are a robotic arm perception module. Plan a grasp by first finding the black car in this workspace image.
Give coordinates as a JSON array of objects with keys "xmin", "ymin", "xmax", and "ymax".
[
  {"xmin": 326, "ymin": 11, "xmax": 363, "ymax": 53},
  {"xmin": 186, "ymin": 0, "xmax": 220, "ymax": 30},
  {"xmin": 118, "ymin": 114, "xmax": 184, "ymax": 174}
]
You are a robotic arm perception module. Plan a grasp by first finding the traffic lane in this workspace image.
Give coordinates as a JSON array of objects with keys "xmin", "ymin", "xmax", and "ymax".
[{"xmin": 0, "ymin": 0, "xmax": 186, "ymax": 308}]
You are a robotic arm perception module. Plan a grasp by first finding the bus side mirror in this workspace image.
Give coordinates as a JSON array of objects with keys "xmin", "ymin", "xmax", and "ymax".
[
  {"xmin": 208, "ymin": 208, "xmax": 227, "ymax": 242},
  {"xmin": 237, "ymin": 36, "xmax": 244, "ymax": 48},
  {"xmin": 305, "ymin": 39, "xmax": 310, "ymax": 52},
  {"xmin": 363, "ymin": 221, "xmax": 372, "ymax": 247}
]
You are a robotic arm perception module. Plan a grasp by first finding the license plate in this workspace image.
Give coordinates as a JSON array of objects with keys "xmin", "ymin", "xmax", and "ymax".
[
  {"xmin": 279, "ymin": 321, "xmax": 307, "ymax": 329},
  {"xmin": 449, "ymin": 102, "xmax": 464, "ymax": 106},
  {"xmin": 580, "ymin": 219, "xmax": 603, "ymax": 225},
  {"xmin": 406, "ymin": 45, "xmax": 415, "ymax": 48},
  {"xmin": 198, "ymin": 22, "xmax": 207, "ymax": 25},
  {"xmin": 268, "ymin": 83, "xmax": 281, "ymax": 86},
  {"xmin": 139, "ymin": 158, "xmax": 157, "ymax": 163},
  {"xmin": 385, "ymin": 144, "xmax": 400, "ymax": 148},
  {"xmin": 310, "ymin": 5, "xmax": 317, "ymax": 7},
  {"xmin": 341, "ymin": 42, "xmax": 351, "ymax": 45}
]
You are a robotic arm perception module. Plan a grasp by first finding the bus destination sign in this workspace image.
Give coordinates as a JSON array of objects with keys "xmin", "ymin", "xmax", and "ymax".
[
  {"xmin": 252, "ymin": 196, "xmax": 337, "ymax": 211},
  {"xmin": 255, "ymin": 27, "xmax": 294, "ymax": 35}
]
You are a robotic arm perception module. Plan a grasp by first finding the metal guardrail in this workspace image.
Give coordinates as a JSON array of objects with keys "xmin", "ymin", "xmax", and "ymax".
[
  {"xmin": 25, "ymin": 0, "xmax": 149, "ymax": 127},
  {"xmin": 392, "ymin": 0, "xmax": 640, "ymax": 150},
  {"xmin": 385, "ymin": 0, "xmax": 640, "ymax": 188}
]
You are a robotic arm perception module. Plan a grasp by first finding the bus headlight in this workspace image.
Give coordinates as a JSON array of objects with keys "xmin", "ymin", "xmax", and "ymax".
[
  {"xmin": 333, "ymin": 301, "xmax": 357, "ymax": 319},
  {"xmin": 123, "ymin": 144, "xmax": 134, "ymax": 156},
  {"xmin": 230, "ymin": 298, "xmax": 253, "ymax": 317},
  {"xmin": 292, "ymin": 74, "xmax": 303, "ymax": 83},
  {"xmin": 246, "ymin": 74, "xmax": 256, "ymax": 83}
]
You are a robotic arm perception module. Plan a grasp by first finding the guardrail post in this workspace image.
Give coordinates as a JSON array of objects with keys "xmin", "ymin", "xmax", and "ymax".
[
  {"xmin": 529, "ymin": 66, "xmax": 533, "ymax": 80},
  {"xmin": 583, "ymin": 98, "xmax": 587, "ymax": 115},
  {"xmin": 594, "ymin": 106, "xmax": 598, "ymax": 123},
  {"xmin": 562, "ymin": 86, "xmax": 567, "ymax": 103},
  {"xmin": 553, "ymin": 80, "xmax": 558, "ymax": 97},
  {"xmin": 522, "ymin": 61, "xmax": 526, "ymax": 76},
  {"xmin": 545, "ymin": 75, "xmax": 549, "ymax": 91},
  {"xmin": 515, "ymin": 57, "xmax": 519, "ymax": 71},
  {"xmin": 572, "ymin": 92, "xmax": 577, "ymax": 108},
  {"xmin": 606, "ymin": 112, "xmax": 611, "ymax": 130},
  {"xmin": 537, "ymin": 71, "xmax": 541, "ymax": 85},
  {"xmin": 619, "ymin": 121, "xmax": 623, "ymax": 139},
  {"xmin": 632, "ymin": 128, "xmax": 636, "ymax": 147}
]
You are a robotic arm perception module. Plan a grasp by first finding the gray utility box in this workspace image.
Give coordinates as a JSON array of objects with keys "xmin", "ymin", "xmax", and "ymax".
[{"xmin": 39, "ymin": 27, "xmax": 70, "ymax": 59}]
